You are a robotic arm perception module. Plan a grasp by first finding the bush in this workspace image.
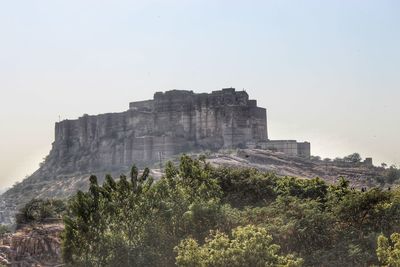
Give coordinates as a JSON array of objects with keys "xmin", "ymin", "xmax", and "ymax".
[
  {"xmin": 385, "ymin": 167, "xmax": 400, "ymax": 184},
  {"xmin": 175, "ymin": 225, "xmax": 303, "ymax": 267},
  {"xmin": 0, "ymin": 225, "xmax": 10, "ymax": 235},
  {"xmin": 377, "ymin": 233, "xmax": 400, "ymax": 266},
  {"xmin": 15, "ymin": 198, "xmax": 66, "ymax": 226},
  {"xmin": 343, "ymin": 153, "xmax": 362, "ymax": 163}
]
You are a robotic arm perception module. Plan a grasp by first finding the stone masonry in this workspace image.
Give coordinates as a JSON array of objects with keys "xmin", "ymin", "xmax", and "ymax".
[{"xmin": 50, "ymin": 88, "xmax": 276, "ymax": 173}]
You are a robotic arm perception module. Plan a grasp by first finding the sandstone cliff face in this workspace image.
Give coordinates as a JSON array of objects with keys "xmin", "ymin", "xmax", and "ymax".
[{"xmin": 0, "ymin": 224, "xmax": 63, "ymax": 266}]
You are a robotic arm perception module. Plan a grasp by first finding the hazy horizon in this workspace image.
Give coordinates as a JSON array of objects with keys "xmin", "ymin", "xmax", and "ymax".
[{"xmin": 1, "ymin": 0, "xmax": 399, "ymax": 188}]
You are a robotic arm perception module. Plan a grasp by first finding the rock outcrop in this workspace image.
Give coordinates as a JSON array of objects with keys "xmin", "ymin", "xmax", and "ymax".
[
  {"xmin": 0, "ymin": 224, "xmax": 63, "ymax": 266},
  {"xmin": 207, "ymin": 149, "xmax": 383, "ymax": 188}
]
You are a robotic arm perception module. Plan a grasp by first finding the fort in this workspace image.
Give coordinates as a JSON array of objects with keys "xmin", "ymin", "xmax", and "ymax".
[{"xmin": 50, "ymin": 88, "xmax": 309, "ymax": 173}]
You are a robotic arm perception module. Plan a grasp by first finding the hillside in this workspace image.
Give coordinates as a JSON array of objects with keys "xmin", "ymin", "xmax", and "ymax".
[
  {"xmin": 0, "ymin": 153, "xmax": 398, "ymax": 266},
  {"xmin": 208, "ymin": 149, "xmax": 383, "ymax": 187},
  {"xmin": 0, "ymin": 149, "xmax": 389, "ymax": 225},
  {"xmin": 53, "ymin": 155, "xmax": 400, "ymax": 266}
]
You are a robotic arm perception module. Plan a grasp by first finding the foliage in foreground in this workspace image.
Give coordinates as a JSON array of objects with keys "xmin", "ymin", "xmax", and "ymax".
[
  {"xmin": 377, "ymin": 233, "xmax": 400, "ymax": 266},
  {"xmin": 15, "ymin": 198, "xmax": 66, "ymax": 227},
  {"xmin": 62, "ymin": 155, "xmax": 400, "ymax": 266},
  {"xmin": 175, "ymin": 225, "xmax": 303, "ymax": 267}
]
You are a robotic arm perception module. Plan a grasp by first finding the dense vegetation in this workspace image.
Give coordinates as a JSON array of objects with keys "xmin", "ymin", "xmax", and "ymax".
[
  {"xmin": 0, "ymin": 225, "xmax": 10, "ymax": 236},
  {"xmin": 15, "ymin": 198, "xmax": 66, "ymax": 227},
  {"xmin": 61, "ymin": 155, "xmax": 400, "ymax": 266},
  {"xmin": 377, "ymin": 166, "xmax": 400, "ymax": 185},
  {"xmin": 311, "ymin": 152, "xmax": 400, "ymax": 185}
]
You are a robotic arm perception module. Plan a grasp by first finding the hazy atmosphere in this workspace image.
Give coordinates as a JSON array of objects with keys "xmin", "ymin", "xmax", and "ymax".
[{"xmin": 1, "ymin": 0, "xmax": 399, "ymax": 189}]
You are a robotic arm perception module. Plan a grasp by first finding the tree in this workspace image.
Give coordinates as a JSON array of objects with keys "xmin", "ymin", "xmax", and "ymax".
[
  {"xmin": 377, "ymin": 233, "xmax": 400, "ymax": 266},
  {"xmin": 333, "ymin": 157, "xmax": 344, "ymax": 163},
  {"xmin": 276, "ymin": 177, "xmax": 328, "ymax": 201},
  {"xmin": 62, "ymin": 155, "xmax": 225, "ymax": 266},
  {"xmin": 385, "ymin": 166, "xmax": 400, "ymax": 184},
  {"xmin": 0, "ymin": 225, "xmax": 10, "ymax": 235},
  {"xmin": 15, "ymin": 198, "xmax": 66, "ymax": 227},
  {"xmin": 343, "ymin": 153, "xmax": 362, "ymax": 163},
  {"xmin": 175, "ymin": 225, "xmax": 303, "ymax": 267},
  {"xmin": 310, "ymin": 156, "xmax": 321, "ymax": 161}
]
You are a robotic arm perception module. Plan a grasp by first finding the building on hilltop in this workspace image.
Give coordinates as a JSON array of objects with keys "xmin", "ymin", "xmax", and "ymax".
[
  {"xmin": 0, "ymin": 88, "xmax": 311, "ymax": 225},
  {"xmin": 257, "ymin": 140, "xmax": 311, "ymax": 157},
  {"xmin": 52, "ymin": 88, "xmax": 310, "ymax": 173}
]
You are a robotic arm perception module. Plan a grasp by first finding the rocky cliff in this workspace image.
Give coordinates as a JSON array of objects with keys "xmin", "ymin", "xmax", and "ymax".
[{"xmin": 0, "ymin": 224, "xmax": 63, "ymax": 266}]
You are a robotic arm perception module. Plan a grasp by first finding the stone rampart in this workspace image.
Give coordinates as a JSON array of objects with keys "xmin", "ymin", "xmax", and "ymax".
[{"xmin": 50, "ymin": 88, "xmax": 268, "ymax": 173}]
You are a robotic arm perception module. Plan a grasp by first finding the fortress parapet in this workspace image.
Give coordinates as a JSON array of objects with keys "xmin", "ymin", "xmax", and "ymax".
[
  {"xmin": 257, "ymin": 140, "xmax": 311, "ymax": 157},
  {"xmin": 130, "ymin": 88, "xmax": 255, "ymax": 112},
  {"xmin": 129, "ymin": 100, "xmax": 154, "ymax": 112}
]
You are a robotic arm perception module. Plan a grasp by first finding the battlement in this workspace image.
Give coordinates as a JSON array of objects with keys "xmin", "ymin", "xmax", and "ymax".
[
  {"xmin": 129, "ymin": 100, "xmax": 154, "ymax": 112},
  {"xmin": 129, "ymin": 88, "xmax": 253, "ymax": 111},
  {"xmin": 257, "ymin": 140, "xmax": 311, "ymax": 158}
]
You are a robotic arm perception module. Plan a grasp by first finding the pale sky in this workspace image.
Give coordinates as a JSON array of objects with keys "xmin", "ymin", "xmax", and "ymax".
[{"xmin": 0, "ymin": 0, "xmax": 399, "ymax": 188}]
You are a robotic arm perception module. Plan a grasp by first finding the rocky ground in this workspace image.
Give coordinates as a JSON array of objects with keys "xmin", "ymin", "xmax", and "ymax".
[
  {"xmin": 0, "ymin": 223, "xmax": 63, "ymax": 266},
  {"xmin": 206, "ymin": 149, "xmax": 383, "ymax": 188}
]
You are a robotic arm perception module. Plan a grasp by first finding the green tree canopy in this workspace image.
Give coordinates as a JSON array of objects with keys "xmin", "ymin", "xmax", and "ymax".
[
  {"xmin": 175, "ymin": 225, "xmax": 303, "ymax": 267},
  {"xmin": 377, "ymin": 233, "xmax": 400, "ymax": 266}
]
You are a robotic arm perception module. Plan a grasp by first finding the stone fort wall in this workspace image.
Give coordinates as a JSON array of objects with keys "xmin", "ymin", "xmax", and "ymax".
[{"xmin": 51, "ymin": 88, "xmax": 269, "ymax": 172}]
